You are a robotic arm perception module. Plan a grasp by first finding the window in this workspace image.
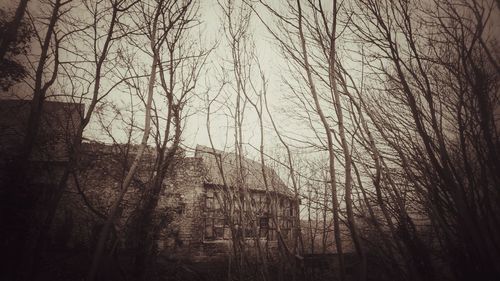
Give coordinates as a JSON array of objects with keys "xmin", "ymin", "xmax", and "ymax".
[
  {"xmin": 204, "ymin": 189, "xmax": 228, "ymax": 240},
  {"xmin": 275, "ymin": 198, "xmax": 295, "ymax": 241},
  {"xmin": 245, "ymin": 221, "xmax": 256, "ymax": 238},
  {"xmin": 256, "ymin": 193, "xmax": 270, "ymax": 215},
  {"xmin": 259, "ymin": 217, "xmax": 269, "ymax": 228},
  {"xmin": 258, "ymin": 217, "xmax": 269, "ymax": 238}
]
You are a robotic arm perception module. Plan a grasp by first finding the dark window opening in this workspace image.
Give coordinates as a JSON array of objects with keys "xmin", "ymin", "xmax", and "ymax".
[{"xmin": 259, "ymin": 217, "xmax": 269, "ymax": 228}]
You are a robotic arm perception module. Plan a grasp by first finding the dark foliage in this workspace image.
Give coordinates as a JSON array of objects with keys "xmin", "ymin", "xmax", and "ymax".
[{"xmin": 0, "ymin": 8, "xmax": 31, "ymax": 91}]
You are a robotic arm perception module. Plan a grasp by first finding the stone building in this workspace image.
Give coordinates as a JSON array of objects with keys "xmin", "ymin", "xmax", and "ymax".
[
  {"xmin": 163, "ymin": 145, "xmax": 299, "ymax": 261},
  {"xmin": 57, "ymin": 142, "xmax": 299, "ymax": 262},
  {"xmin": 0, "ymin": 99, "xmax": 298, "ymax": 262}
]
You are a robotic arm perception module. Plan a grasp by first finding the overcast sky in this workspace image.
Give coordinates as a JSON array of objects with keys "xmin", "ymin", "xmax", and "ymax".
[{"xmin": 1, "ymin": 0, "xmax": 498, "ymax": 161}]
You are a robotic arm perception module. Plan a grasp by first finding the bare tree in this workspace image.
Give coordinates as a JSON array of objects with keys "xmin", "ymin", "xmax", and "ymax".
[
  {"xmin": 22, "ymin": 1, "xmax": 140, "ymax": 279},
  {"xmin": 350, "ymin": 0, "xmax": 500, "ymax": 279},
  {"xmin": 123, "ymin": 1, "xmax": 211, "ymax": 279}
]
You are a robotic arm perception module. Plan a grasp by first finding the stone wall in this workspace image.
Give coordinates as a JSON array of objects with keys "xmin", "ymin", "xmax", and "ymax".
[
  {"xmin": 52, "ymin": 142, "xmax": 155, "ymax": 250},
  {"xmin": 0, "ymin": 99, "xmax": 299, "ymax": 264},
  {"xmin": 157, "ymin": 156, "xmax": 205, "ymax": 260},
  {"xmin": 51, "ymin": 142, "xmax": 297, "ymax": 263},
  {"xmin": 52, "ymin": 144, "xmax": 217, "ymax": 261}
]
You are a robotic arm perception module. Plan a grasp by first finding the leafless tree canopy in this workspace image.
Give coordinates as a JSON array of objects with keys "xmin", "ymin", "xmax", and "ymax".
[{"xmin": 0, "ymin": 0, "xmax": 498, "ymax": 281}]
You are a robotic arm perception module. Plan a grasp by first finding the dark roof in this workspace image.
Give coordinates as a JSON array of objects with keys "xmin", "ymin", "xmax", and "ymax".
[
  {"xmin": 195, "ymin": 145, "xmax": 293, "ymax": 197},
  {"xmin": 0, "ymin": 99, "xmax": 84, "ymax": 161}
]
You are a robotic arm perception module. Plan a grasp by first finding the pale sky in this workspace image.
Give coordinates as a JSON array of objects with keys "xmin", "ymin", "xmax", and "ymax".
[{"xmin": 1, "ymin": 0, "xmax": 498, "ymax": 162}]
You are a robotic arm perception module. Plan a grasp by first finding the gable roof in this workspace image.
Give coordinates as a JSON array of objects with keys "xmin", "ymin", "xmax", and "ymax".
[{"xmin": 195, "ymin": 145, "xmax": 293, "ymax": 197}]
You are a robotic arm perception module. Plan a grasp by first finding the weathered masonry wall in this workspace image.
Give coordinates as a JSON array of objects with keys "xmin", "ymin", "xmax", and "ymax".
[
  {"xmin": 158, "ymin": 157, "xmax": 206, "ymax": 260},
  {"xmin": 0, "ymin": 100, "xmax": 299, "ymax": 264},
  {"xmin": 51, "ymin": 143, "xmax": 156, "ymax": 250},
  {"xmin": 158, "ymin": 157, "xmax": 243, "ymax": 262},
  {"xmin": 158, "ymin": 157, "xmax": 291, "ymax": 262},
  {"xmin": 50, "ymin": 142, "xmax": 297, "ymax": 263}
]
